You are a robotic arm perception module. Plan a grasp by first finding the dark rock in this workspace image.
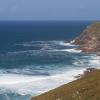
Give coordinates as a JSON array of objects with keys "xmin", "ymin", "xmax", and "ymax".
[
  {"xmin": 64, "ymin": 40, "xmax": 71, "ymax": 43},
  {"xmin": 84, "ymin": 68, "xmax": 97, "ymax": 75}
]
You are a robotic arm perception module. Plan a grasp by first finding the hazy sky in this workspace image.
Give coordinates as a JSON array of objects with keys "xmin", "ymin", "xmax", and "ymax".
[{"xmin": 0, "ymin": 0, "xmax": 99, "ymax": 20}]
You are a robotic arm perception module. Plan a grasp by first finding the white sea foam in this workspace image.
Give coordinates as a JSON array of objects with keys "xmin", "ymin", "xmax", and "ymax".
[
  {"xmin": 51, "ymin": 48, "xmax": 82, "ymax": 53},
  {"xmin": 73, "ymin": 60, "xmax": 86, "ymax": 66},
  {"xmin": 0, "ymin": 68, "xmax": 85, "ymax": 96},
  {"xmin": 9, "ymin": 40, "xmax": 80, "ymax": 56},
  {"xmin": 73, "ymin": 54, "xmax": 100, "ymax": 68},
  {"xmin": 59, "ymin": 40, "xmax": 76, "ymax": 46},
  {"xmin": 16, "ymin": 40, "xmax": 77, "ymax": 50},
  {"xmin": 64, "ymin": 48, "xmax": 82, "ymax": 53},
  {"xmin": 88, "ymin": 55, "xmax": 100, "ymax": 67},
  {"xmin": 70, "ymin": 40, "xmax": 75, "ymax": 44}
]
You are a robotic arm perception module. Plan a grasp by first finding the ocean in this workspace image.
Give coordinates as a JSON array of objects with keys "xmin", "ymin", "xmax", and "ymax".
[{"xmin": 0, "ymin": 21, "xmax": 100, "ymax": 100}]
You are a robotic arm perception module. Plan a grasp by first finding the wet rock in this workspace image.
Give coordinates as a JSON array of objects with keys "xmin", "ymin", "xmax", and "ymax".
[
  {"xmin": 84, "ymin": 68, "xmax": 97, "ymax": 75},
  {"xmin": 64, "ymin": 40, "xmax": 71, "ymax": 43}
]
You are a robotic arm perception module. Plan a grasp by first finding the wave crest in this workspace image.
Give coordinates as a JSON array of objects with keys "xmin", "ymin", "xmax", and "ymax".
[{"xmin": 0, "ymin": 69, "xmax": 85, "ymax": 96}]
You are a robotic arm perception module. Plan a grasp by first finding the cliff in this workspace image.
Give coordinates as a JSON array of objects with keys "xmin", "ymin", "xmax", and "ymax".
[
  {"xmin": 31, "ymin": 69, "xmax": 100, "ymax": 100},
  {"xmin": 75, "ymin": 22, "xmax": 100, "ymax": 53}
]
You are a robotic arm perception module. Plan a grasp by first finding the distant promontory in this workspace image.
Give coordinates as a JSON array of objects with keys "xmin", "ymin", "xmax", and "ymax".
[{"xmin": 75, "ymin": 22, "xmax": 100, "ymax": 53}]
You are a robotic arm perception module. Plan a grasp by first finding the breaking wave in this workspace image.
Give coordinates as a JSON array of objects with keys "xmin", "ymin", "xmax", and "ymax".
[{"xmin": 0, "ymin": 68, "xmax": 85, "ymax": 96}]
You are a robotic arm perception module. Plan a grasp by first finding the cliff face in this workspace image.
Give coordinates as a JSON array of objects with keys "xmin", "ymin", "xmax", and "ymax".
[
  {"xmin": 75, "ymin": 22, "xmax": 100, "ymax": 53},
  {"xmin": 31, "ymin": 69, "xmax": 100, "ymax": 100}
]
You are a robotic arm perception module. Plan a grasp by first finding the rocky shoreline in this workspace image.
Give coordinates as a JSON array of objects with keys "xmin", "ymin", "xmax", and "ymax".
[{"xmin": 31, "ymin": 22, "xmax": 100, "ymax": 100}]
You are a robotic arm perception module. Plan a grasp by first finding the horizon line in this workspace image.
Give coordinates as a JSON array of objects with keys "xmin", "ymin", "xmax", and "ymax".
[{"xmin": 0, "ymin": 19, "xmax": 98, "ymax": 21}]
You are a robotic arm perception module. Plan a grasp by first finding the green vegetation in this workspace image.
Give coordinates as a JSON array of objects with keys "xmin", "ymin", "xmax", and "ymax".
[{"xmin": 31, "ymin": 70, "xmax": 100, "ymax": 100}]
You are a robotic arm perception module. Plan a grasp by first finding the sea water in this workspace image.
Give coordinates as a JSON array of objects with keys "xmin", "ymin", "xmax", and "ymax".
[{"xmin": 0, "ymin": 21, "xmax": 99, "ymax": 100}]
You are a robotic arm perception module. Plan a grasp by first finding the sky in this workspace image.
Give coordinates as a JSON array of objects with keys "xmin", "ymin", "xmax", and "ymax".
[{"xmin": 0, "ymin": 0, "xmax": 100, "ymax": 20}]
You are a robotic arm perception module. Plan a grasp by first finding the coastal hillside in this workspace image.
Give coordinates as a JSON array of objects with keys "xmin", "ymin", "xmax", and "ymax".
[
  {"xmin": 75, "ymin": 22, "xmax": 100, "ymax": 53},
  {"xmin": 31, "ymin": 69, "xmax": 100, "ymax": 100}
]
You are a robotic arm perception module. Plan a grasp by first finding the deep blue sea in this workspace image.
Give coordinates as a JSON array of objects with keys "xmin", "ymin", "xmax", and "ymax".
[{"xmin": 0, "ymin": 21, "xmax": 100, "ymax": 100}]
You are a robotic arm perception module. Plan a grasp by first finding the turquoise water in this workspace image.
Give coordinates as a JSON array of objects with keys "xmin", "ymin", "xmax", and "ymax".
[{"xmin": 0, "ymin": 21, "xmax": 100, "ymax": 100}]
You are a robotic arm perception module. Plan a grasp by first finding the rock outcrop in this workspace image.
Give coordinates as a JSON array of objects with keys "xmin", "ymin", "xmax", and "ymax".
[{"xmin": 75, "ymin": 22, "xmax": 100, "ymax": 53}]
